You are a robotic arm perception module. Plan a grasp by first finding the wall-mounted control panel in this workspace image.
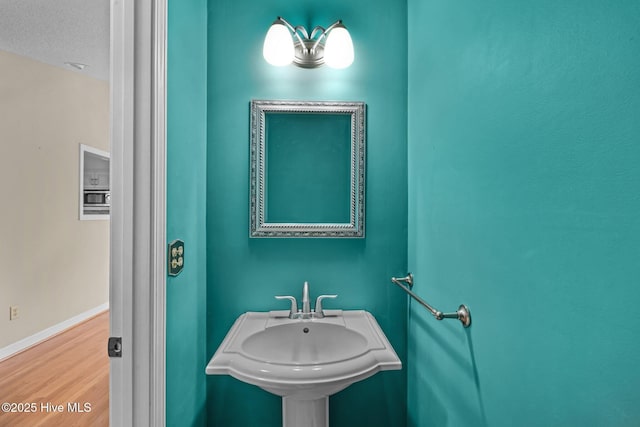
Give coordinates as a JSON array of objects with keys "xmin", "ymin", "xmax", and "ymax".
[{"xmin": 168, "ymin": 239, "xmax": 184, "ymax": 276}]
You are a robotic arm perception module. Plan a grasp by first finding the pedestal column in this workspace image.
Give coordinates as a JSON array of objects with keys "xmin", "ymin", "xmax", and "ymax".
[{"xmin": 282, "ymin": 396, "xmax": 328, "ymax": 427}]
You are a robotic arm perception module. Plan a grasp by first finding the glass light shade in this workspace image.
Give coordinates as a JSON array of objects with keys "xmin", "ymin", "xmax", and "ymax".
[
  {"xmin": 324, "ymin": 26, "xmax": 354, "ymax": 69},
  {"xmin": 263, "ymin": 23, "xmax": 294, "ymax": 66}
]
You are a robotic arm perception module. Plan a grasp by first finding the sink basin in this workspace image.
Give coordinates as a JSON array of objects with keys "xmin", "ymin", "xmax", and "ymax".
[
  {"xmin": 206, "ymin": 310, "xmax": 401, "ymax": 426},
  {"xmin": 241, "ymin": 322, "xmax": 368, "ymax": 364}
]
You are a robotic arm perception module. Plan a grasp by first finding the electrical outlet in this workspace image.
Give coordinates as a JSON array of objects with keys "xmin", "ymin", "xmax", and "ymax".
[
  {"xmin": 168, "ymin": 239, "xmax": 185, "ymax": 276},
  {"xmin": 9, "ymin": 306, "xmax": 19, "ymax": 321}
]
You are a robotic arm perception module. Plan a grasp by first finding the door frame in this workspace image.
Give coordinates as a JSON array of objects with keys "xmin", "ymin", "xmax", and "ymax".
[{"xmin": 109, "ymin": 0, "xmax": 166, "ymax": 425}]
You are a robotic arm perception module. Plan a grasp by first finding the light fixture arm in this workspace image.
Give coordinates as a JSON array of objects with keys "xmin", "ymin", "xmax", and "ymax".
[
  {"xmin": 311, "ymin": 20, "xmax": 343, "ymax": 51},
  {"xmin": 309, "ymin": 26, "xmax": 326, "ymax": 40},
  {"xmin": 275, "ymin": 17, "xmax": 307, "ymax": 46},
  {"xmin": 294, "ymin": 26, "xmax": 311, "ymax": 41}
]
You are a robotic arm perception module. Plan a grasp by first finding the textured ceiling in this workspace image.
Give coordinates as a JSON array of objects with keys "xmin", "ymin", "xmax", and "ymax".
[{"xmin": 0, "ymin": 0, "xmax": 109, "ymax": 81}]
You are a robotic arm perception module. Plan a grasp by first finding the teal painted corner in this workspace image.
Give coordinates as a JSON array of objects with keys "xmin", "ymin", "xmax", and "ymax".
[{"xmin": 168, "ymin": 0, "xmax": 640, "ymax": 425}]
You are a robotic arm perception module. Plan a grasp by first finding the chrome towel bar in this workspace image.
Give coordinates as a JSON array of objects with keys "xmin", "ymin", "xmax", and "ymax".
[{"xmin": 391, "ymin": 273, "xmax": 471, "ymax": 328}]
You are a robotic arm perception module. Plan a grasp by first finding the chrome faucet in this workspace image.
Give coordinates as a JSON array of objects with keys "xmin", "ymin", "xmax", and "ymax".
[
  {"xmin": 302, "ymin": 281, "xmax": 311, "ymax": 315},
  {"xmin": 275, "ymin": 281, "xmax": 338, "ymax": 319}
]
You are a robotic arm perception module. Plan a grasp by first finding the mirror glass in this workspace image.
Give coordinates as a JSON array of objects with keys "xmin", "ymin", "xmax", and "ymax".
[{"xmin": 250, "ymin": 100, "xmax": 366, "ymax": 237}]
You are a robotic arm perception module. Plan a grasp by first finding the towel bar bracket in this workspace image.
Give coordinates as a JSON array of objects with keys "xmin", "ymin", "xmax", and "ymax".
[{"xmin": 391, "ymin": 273, "xmax": 471, "ymax": 328}]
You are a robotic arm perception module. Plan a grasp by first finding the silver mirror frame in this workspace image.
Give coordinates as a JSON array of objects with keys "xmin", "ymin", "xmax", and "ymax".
[{"xmin": 250, "ymin": 100, "xmax": 366, "ymax": 238}]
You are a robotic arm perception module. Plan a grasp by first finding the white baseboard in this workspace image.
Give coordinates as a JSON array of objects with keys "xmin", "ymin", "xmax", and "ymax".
[{"xmin": 0, "ymin": 302, "xmax": 109, "ymax": 362}]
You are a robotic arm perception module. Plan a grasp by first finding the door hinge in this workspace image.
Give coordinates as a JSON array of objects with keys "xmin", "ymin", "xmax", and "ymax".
[{"xmin": 108, "ymin": 336, "xmax": 122, "ymax": 358}]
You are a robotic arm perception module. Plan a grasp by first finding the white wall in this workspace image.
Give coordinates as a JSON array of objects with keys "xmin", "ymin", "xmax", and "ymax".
[{"xmin": 0, "ymin": 50, "xmax": 109, "ymax": 348}]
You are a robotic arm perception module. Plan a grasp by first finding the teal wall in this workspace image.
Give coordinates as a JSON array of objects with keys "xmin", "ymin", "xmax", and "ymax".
[
  {"xmin": 206, "ymin": 0, "xmax": 407, "ymax": 426},
  {"xmin": 407, "ymin": 1, "xmax": 640, "ymax": 426},
  {"xmin": 266, "ymin": 112, "xmax": 352, "ymax": 224},
  {"xmin": 166, "ymin": 0, "xmax": 208, "ymax": 425}
]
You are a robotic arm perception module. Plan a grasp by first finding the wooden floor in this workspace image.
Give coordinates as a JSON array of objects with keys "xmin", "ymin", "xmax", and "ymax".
[{"xmin": 0, "ymin": 311, "xmax": 109, "ymax": 427}]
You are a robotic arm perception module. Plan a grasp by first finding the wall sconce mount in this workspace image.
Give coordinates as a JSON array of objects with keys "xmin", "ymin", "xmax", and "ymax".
[{"xmin": 263, "ymin": 17, "xmax": 354, "ymax": 69}]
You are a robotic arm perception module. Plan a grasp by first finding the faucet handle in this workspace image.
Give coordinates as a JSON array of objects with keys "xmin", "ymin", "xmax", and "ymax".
[
  {"xmin": 314, "ymin": 295, "xmax": 338, "ymax": 314},
  {"xmin": 275, "ymin": 295, "xmax": 298, "ymax": 314}
]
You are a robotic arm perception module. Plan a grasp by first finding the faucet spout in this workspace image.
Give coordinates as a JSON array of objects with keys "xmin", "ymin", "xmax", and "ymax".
[{"xmin": 302, "ymin": 281, "xmax": 311, "ymax": 314}]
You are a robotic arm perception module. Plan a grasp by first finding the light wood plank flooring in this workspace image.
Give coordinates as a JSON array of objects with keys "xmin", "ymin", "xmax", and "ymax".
[{"xmin": 0, "ymin": 311, "xmax": 109, "ymax": 427}]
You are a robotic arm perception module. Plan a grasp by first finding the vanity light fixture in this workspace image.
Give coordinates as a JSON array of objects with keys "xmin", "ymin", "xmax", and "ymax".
[{"xmin": 263, "ymin": 17, "xmax": 354, "ymax": 69}]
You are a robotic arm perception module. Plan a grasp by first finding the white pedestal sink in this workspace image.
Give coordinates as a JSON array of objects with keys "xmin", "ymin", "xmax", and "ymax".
[{"xmin": 206, "ymin": 310, "xmax": 401, "ymax": 427}]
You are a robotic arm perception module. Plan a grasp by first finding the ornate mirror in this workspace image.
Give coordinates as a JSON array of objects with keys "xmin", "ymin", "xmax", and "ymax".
[{"xmin": 250, "ymin": 100, "xmax": 366, "ymax": 237}]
